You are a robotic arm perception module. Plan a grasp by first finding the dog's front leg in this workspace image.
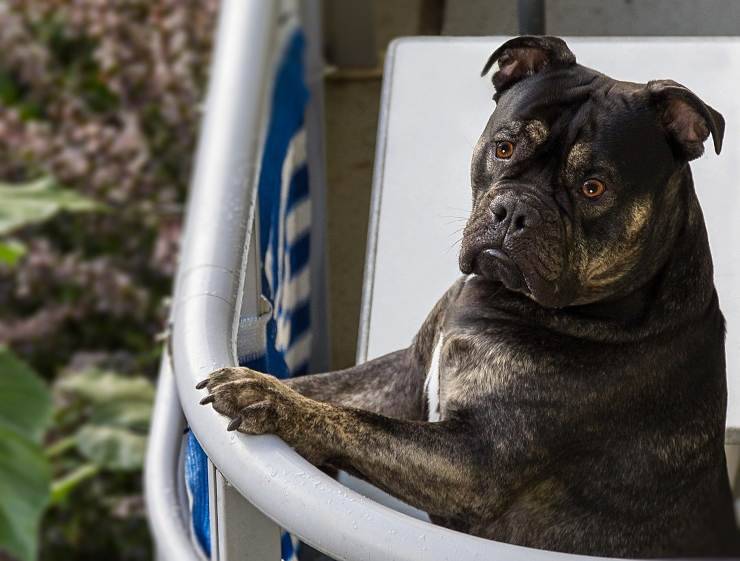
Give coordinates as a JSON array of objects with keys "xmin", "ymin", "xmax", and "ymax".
[
  {"xmin": 199, "ymin": 367, "xmax": 499, "ymax": 521},
  {"xmin": 283, "ymin": 278, "xmax": 467, "ymax": 420},
  {"xmin": 284, "ymin": 349, "xmax": 425, "ymax": 420}
]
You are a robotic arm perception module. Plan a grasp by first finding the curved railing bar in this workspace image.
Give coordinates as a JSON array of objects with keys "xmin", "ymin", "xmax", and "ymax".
[
  {"xmin": 169, "ymin": 3, "xmax": 688, "ymax": 559},
  {"xmin": 145, "ymin": 354, "xmax": 203, "ymax": 561}
]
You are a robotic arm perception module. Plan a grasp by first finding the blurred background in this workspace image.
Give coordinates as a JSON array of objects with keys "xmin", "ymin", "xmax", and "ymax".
[{"xmin": 1, "ymin": 1, "xmax": 739, "ymax": 560}]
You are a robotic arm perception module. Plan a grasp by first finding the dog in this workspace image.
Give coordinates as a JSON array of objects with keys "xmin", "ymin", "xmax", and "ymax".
[{"xmin": 198, "ymin": 36, "xmax": 739, "ymax": 557}]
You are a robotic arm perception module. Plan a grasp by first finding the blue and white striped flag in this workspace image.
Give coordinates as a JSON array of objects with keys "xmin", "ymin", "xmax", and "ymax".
[
  {"xmin": 258, "ymin": 30, "xmax": 313, "ymax": 383},
  {"xmin": 263, "ymin": 126, "xmax": 312, "ymax": 376},
  {"xmin": 253, "ymin": 24, "xmax": 312, "ymax": 561}
]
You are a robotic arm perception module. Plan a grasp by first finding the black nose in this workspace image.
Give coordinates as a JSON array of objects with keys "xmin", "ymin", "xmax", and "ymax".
[{"xmin": 490, "ymin": 198, "xmax": 540, "ymax": 235}]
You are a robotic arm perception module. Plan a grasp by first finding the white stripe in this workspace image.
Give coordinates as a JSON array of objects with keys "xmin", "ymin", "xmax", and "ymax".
[
  {"xmin": 424, "ymin": 335, "xmax": 444, "ymax": 422},
  {"xmin": 271, "ymin": 128, "xmax": 308, "ymax": 346},
  {"xmin": 283, "ymin": 128, "xmax": 307, "ymax": 176},
  {"xmin": 284, "ymin": 331, "xmax": 312, "ymax": 371},
  {"xmin": 285, "ymin": 197, "xmax": 311, "ymax": 246},
  {"xmin": 274, "ymin": 264, "xmax": 311, "ymax": 351},
  {"xmin": 275, "ymin": 312, "xmax": 294, "ymax": 352},
  {"xmin": 275, "ymin": 128, "xmax": 307, "ymax": 295},
  {"xmin": 285, "ymin": 265, "xmax": 311, "ymax": 310},
  {"xmin": 264, "ymin": 240, "xmax": 274, "ymax": 294},
  {"xmin": 275, "ymin": 298, "xmax": 309, "ymax": 352},
  {"xmin": 277, "ymin": 266, "xmax": 311, "ymax": 318}
]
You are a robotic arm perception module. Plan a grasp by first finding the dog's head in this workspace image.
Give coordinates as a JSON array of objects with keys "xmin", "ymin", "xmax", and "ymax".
[{"xmin": 459, "ymin": 36, "xmax": 724, "ymax": 308}]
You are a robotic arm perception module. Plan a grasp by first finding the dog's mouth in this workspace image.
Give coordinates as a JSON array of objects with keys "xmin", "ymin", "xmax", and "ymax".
[{"xmin": 471, "ymin": 248, "xmax": 527, "ymax": 292}]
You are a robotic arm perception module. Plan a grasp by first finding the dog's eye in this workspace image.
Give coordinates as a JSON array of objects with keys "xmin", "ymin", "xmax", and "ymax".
[
  {"xmin": 581, "ymin": 179, "xmax": 606, "ymax": 199},
  {"xmin": 495, "ymin": 141, "xmax": 515, "ymax": 159}
]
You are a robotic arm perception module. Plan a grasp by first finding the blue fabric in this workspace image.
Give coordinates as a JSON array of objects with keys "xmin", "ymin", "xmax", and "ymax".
[
  {"xmin": 258, "ymin": 30, "xmax": 311, "ymax": 383},
  {"xmin": 288, "ymin": 233, "xmax": 311, "ymax": 276},
  {"xmin": 281, "ymin": 532, "xmax": 296, "ymax": 561},
  {"xmin": 286, "ymin": 164, "xmax": 310, "ymax": 211},
  {"xmin": 241, "ymin": 355, "xmax": 266, "ymax": 371},
  {"xmin": 184, "ymin": 28, "xmax": 310, "ymax": 561},
  {"xmin": 286, "ymin": 300, "xmax": 311, "ymax": 346},
  {"xmin": 184, "ymin": 432, "xmax": 211, "ymax": 556}
]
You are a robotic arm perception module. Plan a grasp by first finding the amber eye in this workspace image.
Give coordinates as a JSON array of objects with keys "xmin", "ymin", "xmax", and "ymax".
[
  {"xmin": 495, "ymin": 141, "xmax": 515, "ymax": 160},
  {"xmin": 581, "ymin": 179, "xmax": 606, "ymax": 199}
]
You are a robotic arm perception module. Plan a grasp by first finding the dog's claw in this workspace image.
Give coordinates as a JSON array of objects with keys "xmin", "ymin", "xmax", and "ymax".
[
  {"xmin": 196, "ymin": 378, "xmax": 209, "ymax": 390},
  {"xmin": 227, "ymin": 417, "xmax": 242, "ymax": 431},
  {"xmin": 200, "ymin": 395, "xmax": 215, "ymax": 405}
]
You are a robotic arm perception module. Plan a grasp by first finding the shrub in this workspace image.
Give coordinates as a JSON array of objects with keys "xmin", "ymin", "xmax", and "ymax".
[{"xmin": 0, "ymin": 2, "xmax": 219, "ymax": 559}]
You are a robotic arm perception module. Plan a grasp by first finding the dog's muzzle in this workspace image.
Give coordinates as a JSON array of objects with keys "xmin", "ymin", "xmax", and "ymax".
[{"xmin": 460, "ymin": 189, "xmax": 567, "ymax": 306}]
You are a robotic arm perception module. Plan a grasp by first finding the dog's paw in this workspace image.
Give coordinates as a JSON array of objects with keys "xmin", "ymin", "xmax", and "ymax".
[{"xmin": 197, "ymin": 367, "xmax": 303, "ymax": 436}]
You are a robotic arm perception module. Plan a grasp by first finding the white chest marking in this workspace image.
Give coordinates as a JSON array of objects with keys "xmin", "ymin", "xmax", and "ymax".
[{"xmin": 424, "ymin": 335, "xmax": 444, "ymax": 422}]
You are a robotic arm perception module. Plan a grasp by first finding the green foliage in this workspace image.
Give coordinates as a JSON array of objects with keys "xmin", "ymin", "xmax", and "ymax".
[
  {"xmin": 76, "ymin": 427, "xmax": 147, "ymax": 472},
  {"xmin": 55, "ymin": 370, "xmax": 155, "ymax": 413},
  {"xmin": 0, "ymin": 427, "xmax": 51, "ymax": 561},
  {"xmin": 19, "ymin": 366, "xmax": 156, "ymax": 561},
  {"xmin": 0, "ymin": 353, "xmax": 156, "ymax": 561},
  {"xmin": 55, "ymin": 369, "xmax": 153, "ymax": 473},
  {"xmin": 0, "ymin": 1, "xmax": 218, "ymax": 559},
  {"xmin": 0, "ymin": 240, "xmax": 26, "ymax": 267},
  {"xmin": 0, "ymin": 177, "xmax": 100, "ymax": 236},
  {"xmin": 0, "ymin": 177, "xmax": 99, "ymax": 271},
  {"xmin": 0, "ymin": 347, "xmax": 52, "ymax": 440},
  {"xmin": 0, "ymin": 347, "xmax": 52, "ymax": 561},
  {"xmin": 40, "ymin": 369, "xmax": 155, "ymax": 561}
]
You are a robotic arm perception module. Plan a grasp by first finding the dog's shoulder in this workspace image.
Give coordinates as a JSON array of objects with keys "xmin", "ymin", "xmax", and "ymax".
[
  {"xmin": 430, "ymin": 276, "xmax": 543, "ymax": 413},
  {"xmin": 411, "ymin": 275, "xmax": 469, "ymax": 369}
]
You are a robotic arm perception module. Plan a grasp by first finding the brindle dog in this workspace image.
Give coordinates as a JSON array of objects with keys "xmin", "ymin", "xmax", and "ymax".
[{"xmin": 198, "ymin": 37, "xmax": 740, "ymax": 557}]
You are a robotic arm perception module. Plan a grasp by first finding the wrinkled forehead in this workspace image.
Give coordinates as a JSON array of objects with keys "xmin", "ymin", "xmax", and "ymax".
[
  {"xmin": 489, "ymin": 65, "xmax": 675, "ymax": 180},
  {"xmin": 492, "ymin": 65, "xmax": 602, "ymax": 122}
]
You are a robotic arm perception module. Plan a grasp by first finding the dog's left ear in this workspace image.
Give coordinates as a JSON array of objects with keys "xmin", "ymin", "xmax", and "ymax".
[
  {"xmin": 647, "ymin": 80, "xmax": 725, "ymax": 160},
  {"xmin": 482, "ymin": 36, "xmax": 576, "ymax": 100}
]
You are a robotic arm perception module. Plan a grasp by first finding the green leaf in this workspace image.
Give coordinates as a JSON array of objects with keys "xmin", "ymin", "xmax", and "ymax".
[
  {"xmin": 0, "ymin": 177, "xmax": 101, "ymax": 236},
  {"xmin": 56, "ymin": 369, "xmax": 154, "ymax": 408},
  {"xmin": 56, "ymin": 369, "xmax": 153, "ymax": 472},
  {"xmin": 75, "ymin": 426, "xmax": 147, "ymax": 472},
  {"xmin": 0, "ymin": 348, "xmax": 52, "ymax": 561},
  {"xmin": 0, "ymin": 240, "xmax": 26, "ymax": 267},
  {"xmin": 0, "ymin": 427, "xmax": 51, "ymax": 561},
  {"xmin": 0, "ymin": 346, "xmax": 52, "ymax": 444},
  {"xmin": 90, "ymin": 400, "xmax": 152, "ymax": 431}
]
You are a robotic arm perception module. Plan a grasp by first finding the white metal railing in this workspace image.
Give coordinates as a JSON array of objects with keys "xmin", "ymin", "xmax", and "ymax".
[
  {"xmin": 146, "ymin": 355, "xmax": 201, "ymax": 561},
  {"xmin": 145, "ymin": 3, "xmax": 715, "ymax": 560}
]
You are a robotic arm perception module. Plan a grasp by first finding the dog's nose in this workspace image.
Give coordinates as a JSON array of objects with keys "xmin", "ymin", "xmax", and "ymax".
[{"xmin": 490, "ymin": 198, "xmax": 541, "ymax": 237}]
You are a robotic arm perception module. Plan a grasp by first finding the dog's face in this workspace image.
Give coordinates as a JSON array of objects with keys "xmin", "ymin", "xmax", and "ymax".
[{"xmin": 459, "ymin": 37, "xmax": 724, "ymax": 308}]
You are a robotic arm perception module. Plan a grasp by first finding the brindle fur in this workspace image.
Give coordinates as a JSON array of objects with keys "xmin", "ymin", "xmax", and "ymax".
[{"xmin": 199, "ymin": 37, "xmax": 740, "ymax": 557}]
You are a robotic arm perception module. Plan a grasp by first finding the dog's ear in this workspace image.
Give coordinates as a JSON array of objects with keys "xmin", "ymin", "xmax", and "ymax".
[
  {"xmin": 647, "ymin": 80, "xmax": 724, "ymax": 160},
  {"xmin": 481, "ymin": 36, "xmax": 576, "ymax": 100}
]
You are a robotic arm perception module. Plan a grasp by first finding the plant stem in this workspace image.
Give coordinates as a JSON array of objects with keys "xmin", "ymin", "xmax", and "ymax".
[
  {"xmin": 50, "ymin": 463, "xmax": 100, "ymax": 505},
  {"xmin": 45, "ymin": 434, "xmax": 78, "ymax": 458}
]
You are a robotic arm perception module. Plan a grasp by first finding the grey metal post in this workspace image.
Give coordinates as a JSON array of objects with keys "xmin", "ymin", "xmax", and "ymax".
[
  {"xmin": 302, "ymin": 0, "xmax": 332, "ymax": 373},
  {"xmin": 518, "ymin": 0, "xmax": 546, "ymax": 34}
]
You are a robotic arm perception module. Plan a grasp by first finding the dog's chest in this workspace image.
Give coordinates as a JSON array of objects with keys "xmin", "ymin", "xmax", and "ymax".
[
  {"xmin": 423, "ymin": 329, "xmax": 527, "ymax": 422},
  {"xmin": 423, "ymin": 335, "xmax": 445, "ymax": 422}
]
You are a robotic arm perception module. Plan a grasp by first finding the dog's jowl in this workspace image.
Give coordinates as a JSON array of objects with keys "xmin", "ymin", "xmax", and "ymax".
[{"xmin": 200, "ymin": 36, "xmax": 740, "ymax": 557}]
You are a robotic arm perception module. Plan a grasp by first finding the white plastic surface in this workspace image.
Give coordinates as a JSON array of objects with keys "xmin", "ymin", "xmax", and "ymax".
[{"xmin": 361, "ymin": 37, "xmax": 740, "ymax": 443}]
